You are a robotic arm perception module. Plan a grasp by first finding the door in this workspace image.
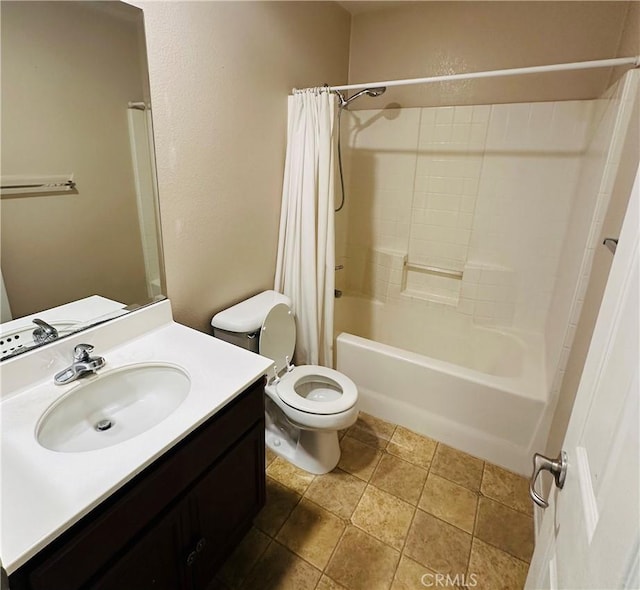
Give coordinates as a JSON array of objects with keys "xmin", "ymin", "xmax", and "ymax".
[{"xmin": 526, "ymin": 167, "xmax": 640, "ymax": 589}]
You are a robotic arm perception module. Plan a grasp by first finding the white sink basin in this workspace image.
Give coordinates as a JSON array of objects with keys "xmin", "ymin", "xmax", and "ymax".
[{"xmin": 36, "ymin": 363, "xmax": 191, "ymax": 452}]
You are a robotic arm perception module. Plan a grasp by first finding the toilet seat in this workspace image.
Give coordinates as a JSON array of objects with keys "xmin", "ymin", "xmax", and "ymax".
[
  {"xmin": 259, "ymin": 302, "xmax": 357, "ymax": 417},
  {"xmin": 259, "ymin": 303, "xmax": 296, "ymax": 376},
  {"xmin": 274, "ymin": 365, "xmax": 357, "ymax": 415}
]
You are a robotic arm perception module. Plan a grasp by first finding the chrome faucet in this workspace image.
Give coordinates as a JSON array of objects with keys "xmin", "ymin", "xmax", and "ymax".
[
  {"xmin": 54, "ymin": 344, "xmax": 106, "ymax": 386},
  {"xmin": 32, "ymin": 319, "xmax": 58, "ymax": 344}
]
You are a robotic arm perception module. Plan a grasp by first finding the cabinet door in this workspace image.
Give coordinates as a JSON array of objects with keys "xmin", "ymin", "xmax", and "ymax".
[
  {"xmin": 88, "ymin": 501, "xmax": 187, "ymax": 590},
  {"xmin": 188, "ymin": 422, "xmax": 265, "ymax": 588}
]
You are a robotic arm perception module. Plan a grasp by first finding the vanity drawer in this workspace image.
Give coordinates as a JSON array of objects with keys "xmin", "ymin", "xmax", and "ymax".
[{"xmin": 10, "ymin": 378, "xmax": 265, "ymax": 590}]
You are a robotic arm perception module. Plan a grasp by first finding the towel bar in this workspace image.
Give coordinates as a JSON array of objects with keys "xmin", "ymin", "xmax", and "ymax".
[{"xmin": 404, "ymin": 260, "xmax": 463, "ymax": 279}]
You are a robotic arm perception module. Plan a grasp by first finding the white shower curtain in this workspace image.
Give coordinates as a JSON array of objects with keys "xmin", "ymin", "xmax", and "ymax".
[{"xmin": 274, "ymin": 88, "xmax": 336, "ymax": 368}]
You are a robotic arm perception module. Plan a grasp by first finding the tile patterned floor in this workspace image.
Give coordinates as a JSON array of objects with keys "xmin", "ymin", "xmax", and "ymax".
[{"xmin": 215, "ymin": 413, "xmax": 534, "ymax": 590}]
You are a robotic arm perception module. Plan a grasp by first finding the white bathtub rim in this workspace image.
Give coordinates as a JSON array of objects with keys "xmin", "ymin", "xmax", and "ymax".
[
  {"xmin": 337, "ymin": 331, "xmax": 547, "ymax": 403},
  {"xmin": 357, "ymin": 386, "xmax": 532, "ymax": 475}
]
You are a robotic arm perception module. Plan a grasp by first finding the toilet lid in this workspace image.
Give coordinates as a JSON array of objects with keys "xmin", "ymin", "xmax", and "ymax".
[
  {"xmin": 259, "ymin": 303, "xmax": 296, "ymax": 375},
  {"xmin": 276, "ymin": 365, "xmax": 358, "ymax": 415}
]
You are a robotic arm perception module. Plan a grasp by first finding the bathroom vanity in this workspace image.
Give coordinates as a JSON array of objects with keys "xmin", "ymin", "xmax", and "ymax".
[
  {"xmin": 1, "ymin": 300, "xmax": 273, "ymax": 590},
  {"xmin": 9, "ymin": 380, "xmax": 264, "ymax": 590}
]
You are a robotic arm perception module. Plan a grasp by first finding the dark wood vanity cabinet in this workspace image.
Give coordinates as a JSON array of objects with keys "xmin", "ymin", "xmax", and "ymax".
[{"xmin": 9, "ymin": 379, "xmax": 266, "ymax": 590}]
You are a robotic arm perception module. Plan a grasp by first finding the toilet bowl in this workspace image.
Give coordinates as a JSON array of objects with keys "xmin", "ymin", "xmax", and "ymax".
[{"xmin": 211, "ymin": 290, "xmax": 358, "ymax": 474}]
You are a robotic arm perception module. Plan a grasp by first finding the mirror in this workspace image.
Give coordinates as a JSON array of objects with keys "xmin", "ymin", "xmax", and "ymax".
[{"xmin": 0, "ymin": 1, "xmax": 165, "ymax": 360}]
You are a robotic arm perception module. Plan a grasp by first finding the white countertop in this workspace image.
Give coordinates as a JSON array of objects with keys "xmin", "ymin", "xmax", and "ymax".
[
  {"xmin": 1, "ymin": 295, "xmax": 127, "ymax": 335},
  {"xmin": 0, "ymin": 300, "xmax": 272, "ymax": 574}
]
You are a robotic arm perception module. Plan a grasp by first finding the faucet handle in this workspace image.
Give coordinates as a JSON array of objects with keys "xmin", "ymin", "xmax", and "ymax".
[
  {"xmin": 74, "ymin": 344, "xmax": 95, "ymax": 361},
  {"xmin": 32, "ymin": 318, "xmax": 59, "ymax": 344}
]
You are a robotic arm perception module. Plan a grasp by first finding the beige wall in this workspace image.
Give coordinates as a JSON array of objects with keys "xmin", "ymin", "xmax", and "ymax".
[
  {"xmin": 347, "ymin": 1, "xmax": 635, "ymax": 109},
  {"xmin": 610, "ymin": 1, "xmax": 640, "ymax": 83},
  {"xmin": 1, "ymin": 2, "xmax": 149, "ymax": 318},
  {"xmin": 137, "ymin": 1, "xmax": 350, "ymax": 332}
]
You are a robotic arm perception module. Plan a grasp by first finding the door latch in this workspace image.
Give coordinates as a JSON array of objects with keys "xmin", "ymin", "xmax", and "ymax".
[{"xmin": 529, "ymin": 451, "xmax": 567, "ymax": 508}]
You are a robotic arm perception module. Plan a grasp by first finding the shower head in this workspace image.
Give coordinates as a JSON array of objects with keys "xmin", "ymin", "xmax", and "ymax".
[
  {"xmin": 336, "ymin": 86, "xmax": 387, "ymax": 109},
  {"xmin": 365, "ymin": 87, "xmax": 386, "ymax": 97}
]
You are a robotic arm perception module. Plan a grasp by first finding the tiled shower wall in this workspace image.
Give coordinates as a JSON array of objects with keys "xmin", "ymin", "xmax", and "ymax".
[
  {"xmin": 411, "ymin": 105, "xmax": 490, "ymax": 273},
  {"xmin": 337, "ymin": 98, "xmax": 596, "ymax": 335},
  {"xmin": 544, "ymin": 71, "xmax": 638, "ymax": 391}
]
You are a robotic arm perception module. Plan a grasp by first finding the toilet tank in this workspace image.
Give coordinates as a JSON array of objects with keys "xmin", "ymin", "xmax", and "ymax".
[{"xmin": 211, "ymin": 290, "xmax": 291, "ymax": 354}]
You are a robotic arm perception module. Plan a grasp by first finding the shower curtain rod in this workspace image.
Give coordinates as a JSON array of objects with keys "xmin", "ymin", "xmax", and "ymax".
[{"xmin": 324, "ymin": 56, "xmax": 640, "ymax": 92}]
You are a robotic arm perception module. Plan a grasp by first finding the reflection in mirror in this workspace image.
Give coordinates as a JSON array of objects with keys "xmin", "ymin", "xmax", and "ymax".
[{"xmin": 0, "ymin": 1, "xmax": 165, "ymax": 360}]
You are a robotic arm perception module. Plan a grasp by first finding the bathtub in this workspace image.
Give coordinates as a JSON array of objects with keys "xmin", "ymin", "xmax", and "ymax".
[{"xmin": 335, "ymin": 296, "xmax": 547, "ymax": 474}]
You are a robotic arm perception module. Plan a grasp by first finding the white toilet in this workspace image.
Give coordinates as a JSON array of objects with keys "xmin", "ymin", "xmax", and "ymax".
[{"xmin": 211, "ymin": 290, "xmax": 358, "ymax": 474}]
